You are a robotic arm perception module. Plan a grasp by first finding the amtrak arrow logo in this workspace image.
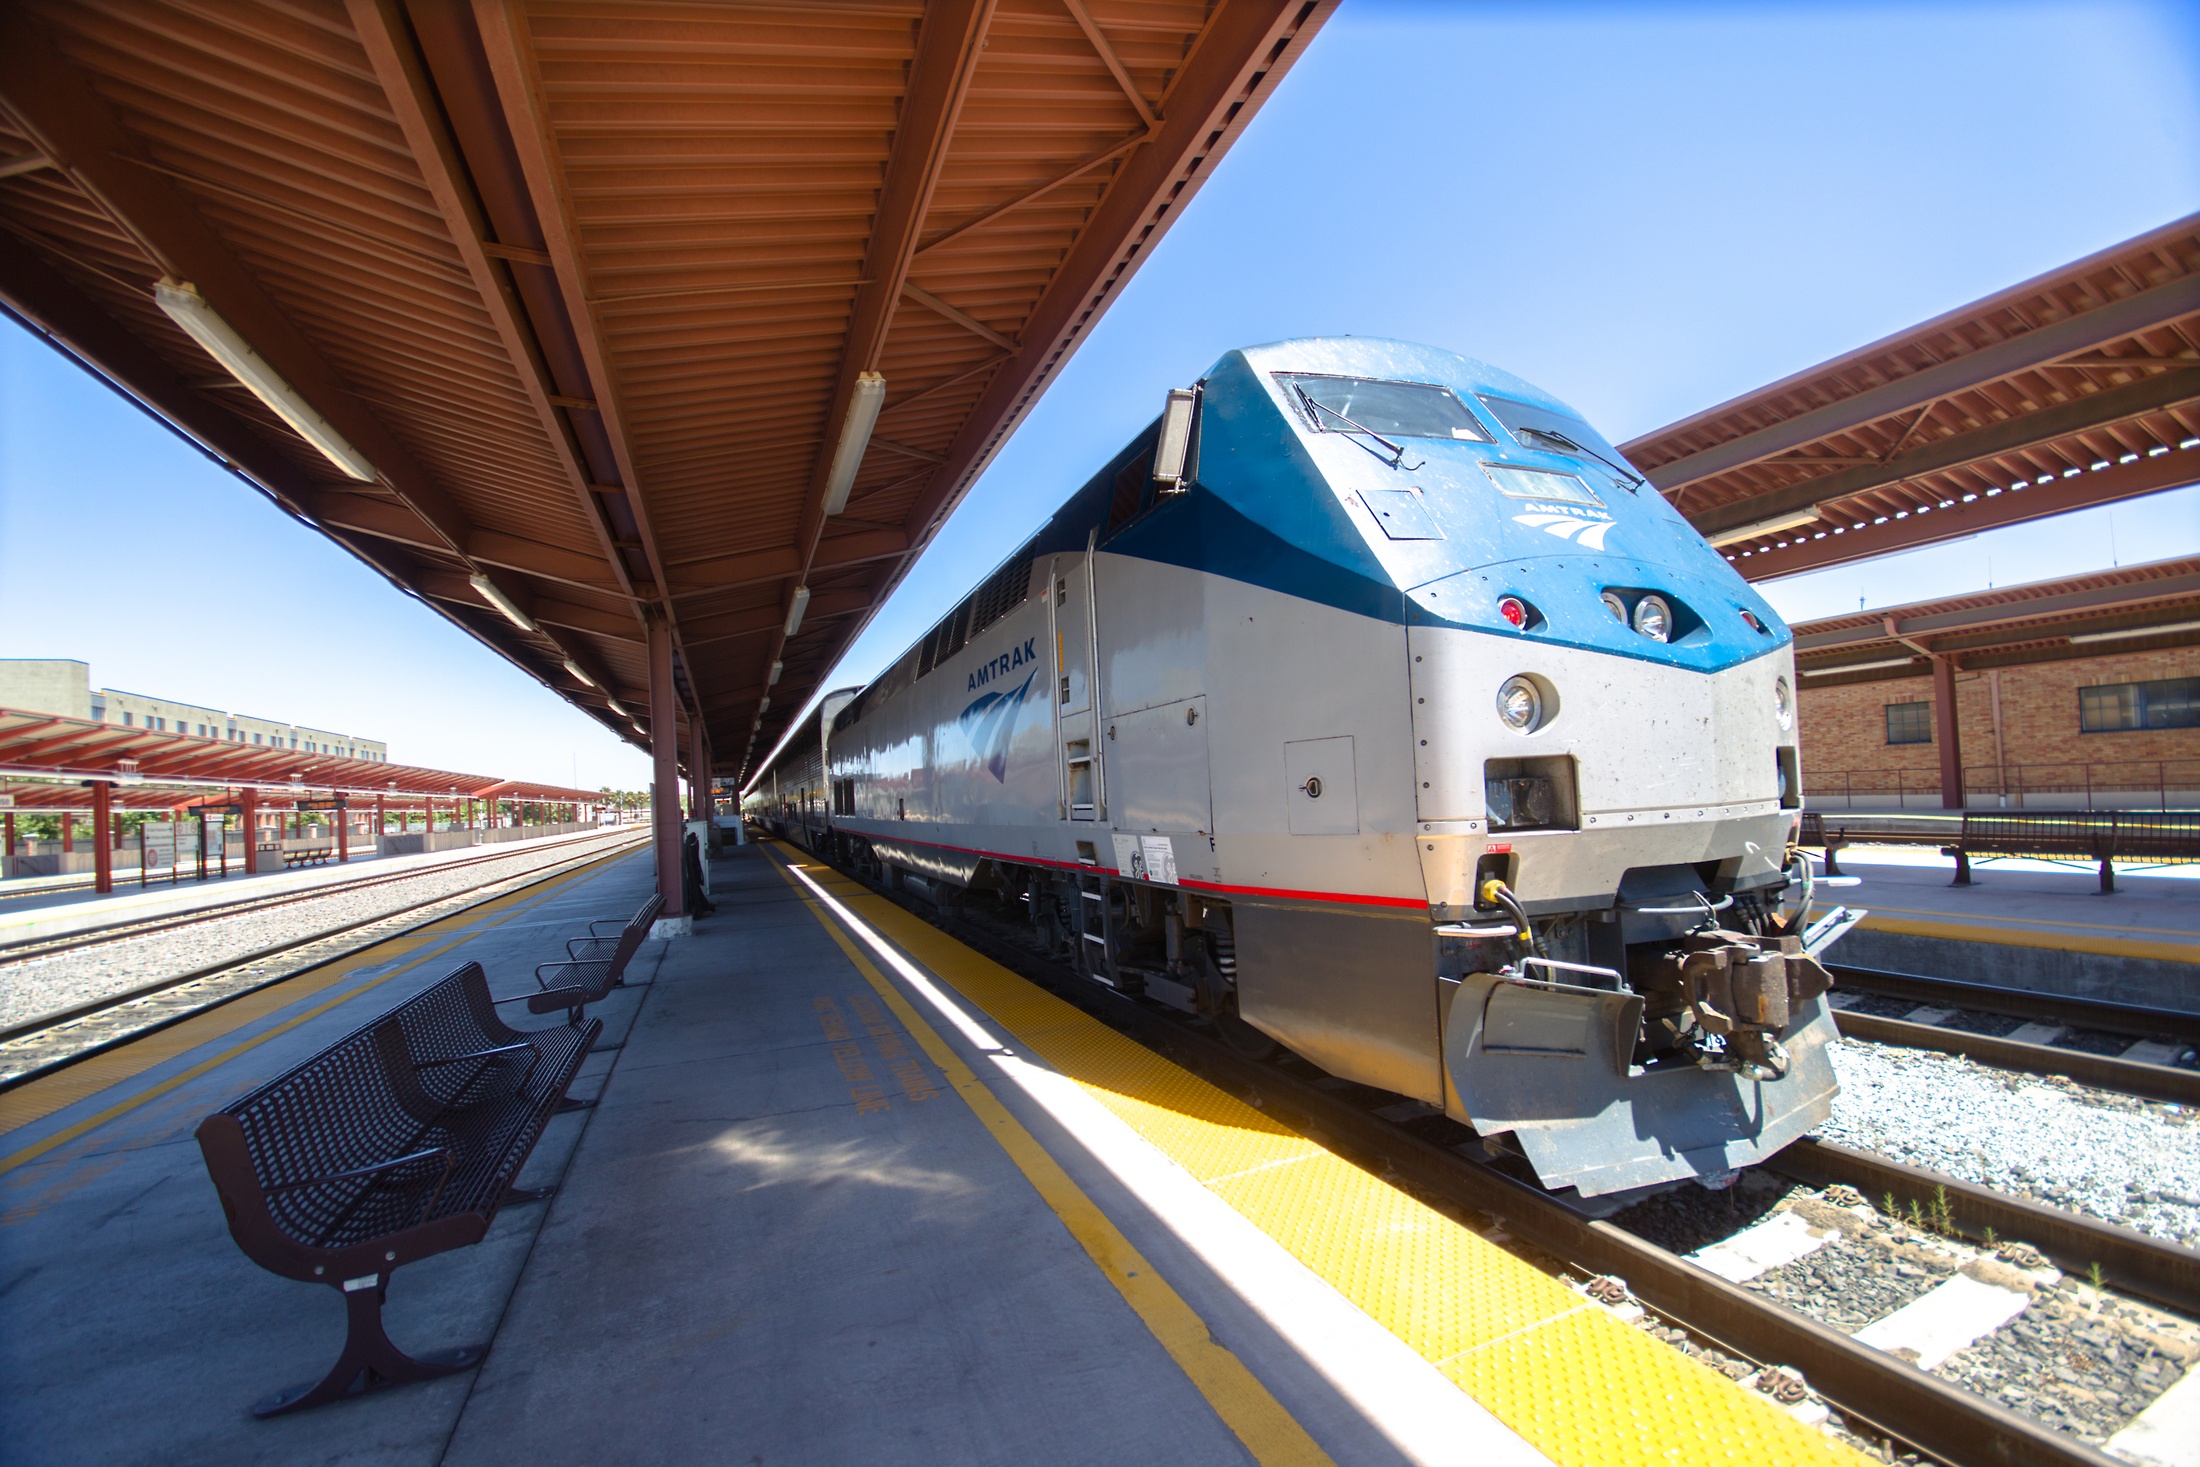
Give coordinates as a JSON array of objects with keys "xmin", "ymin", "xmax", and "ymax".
[
  {"xmin": 959, "ymin": 669, "xmax": 1036, "ymax": 783},
  {"xmin": 1513, "ymin": 511, "xmax": 1617, "ymax": 551}
]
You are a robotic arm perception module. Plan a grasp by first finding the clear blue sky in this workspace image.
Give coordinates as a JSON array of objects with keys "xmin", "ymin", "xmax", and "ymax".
[{"xmin": 4, "ymin": 0, "xmax": 2196, "ymax": 790}]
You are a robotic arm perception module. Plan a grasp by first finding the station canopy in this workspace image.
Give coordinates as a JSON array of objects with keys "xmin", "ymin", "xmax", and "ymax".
[
  {"xmin": 0, "ymin": 708, "xmax": 598, "ymax": 809},
  {"xmin": 0, "ymin": 1, "xmax": 1333, "ymax": 785},
  {"xmin": 1622, "ymin": 215, "xmax": 2200, "ymax": 581},
  {"xmin": 1789, "ymin": 555, "xmax": 2200, "ymax": 687}
]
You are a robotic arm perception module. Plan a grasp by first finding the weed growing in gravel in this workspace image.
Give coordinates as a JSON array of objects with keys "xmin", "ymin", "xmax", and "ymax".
[
  {"xmin": 1931, "ymin": 1186, "xmax": 1954, "ymax": 1237},
  {"xmin": 1983, "ymin": 1226, "xmax": 1997, "ymax": 1247},
  {"xmin": 2089, "ymin": 1261, "xmax": 2105, "ymax": 1290}
]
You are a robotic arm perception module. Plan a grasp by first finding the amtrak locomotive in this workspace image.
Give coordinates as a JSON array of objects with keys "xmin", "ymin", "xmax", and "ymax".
[{"xmin": 751, "ymin": 338, "xmax": 1858, "ymax": 1198}]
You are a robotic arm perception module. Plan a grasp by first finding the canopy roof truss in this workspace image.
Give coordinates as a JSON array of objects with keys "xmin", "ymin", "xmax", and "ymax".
[
  {"xmin": 1791, "ymin": 556, "xmax": 2200, "ymax": 686},
  {"xmin": 1621, "ymin": 215, "xmax": 2200, "ymax": 581},
  {"xmin": 0, "ymin": 0, "xmax": 1331, "ymax": 783},
  {"xmin": 0, "ymin": 707, "xmax": 599, "ymax": 804}
]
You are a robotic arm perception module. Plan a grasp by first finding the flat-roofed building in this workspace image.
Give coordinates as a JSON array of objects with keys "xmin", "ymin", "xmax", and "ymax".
[
  {"xmin": 1792, "ymin": 559, "xmax": 2199, "ymax": 810},
  {"xmin": 0, "ymin": 660, "xmax": 388, "ymax": 763}
]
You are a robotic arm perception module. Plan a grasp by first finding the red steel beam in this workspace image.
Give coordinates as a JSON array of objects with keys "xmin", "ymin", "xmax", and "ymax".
[{"xmin": 1733, "ymin": 450, "xmax": 2200, "ymax": 581}]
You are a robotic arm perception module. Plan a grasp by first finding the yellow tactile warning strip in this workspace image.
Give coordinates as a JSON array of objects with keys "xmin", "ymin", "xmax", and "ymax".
[
  {"xmin": 775, "ymin": 848, "xmax": 1863, "ymax": 1467},
  {"xmin": 0, "ymin": 847, "xmax": 629, "ymax": 1174},
  {"xmin": 765, "ymin": 851, "xmax": 1334, "ymax": 1467},
  {"xmin": 1854, "ymin": 910, "xmax": 2199, "ymax": 964}
]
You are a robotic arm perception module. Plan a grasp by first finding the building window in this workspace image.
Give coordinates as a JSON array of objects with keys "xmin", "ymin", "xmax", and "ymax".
[
  {"xmin": 2080, "ymin": 677, "xmax": 2199, "ymax": 733},
  {"xmin": 122, "ymin": 712, "xmax": 134, "ymax": 727},
  {"xmin": 1884, "ymin": 701, "xmax": 1933, "ymax": 745}
]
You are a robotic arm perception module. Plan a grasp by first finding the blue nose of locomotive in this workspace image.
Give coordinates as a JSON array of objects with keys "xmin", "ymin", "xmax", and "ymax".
[{"xmin": 1189, "ymin": 339, "xmax": 1791, "ymax": 671}]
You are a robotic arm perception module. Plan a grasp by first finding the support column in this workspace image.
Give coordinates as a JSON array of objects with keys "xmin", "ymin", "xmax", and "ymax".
[
  {"xmin": 3, "ymin": 810, "xmax": 12, "ymax": 875},
  {"xmin": 60, "ymin": 811, "xmax": 73, "ymax": 854},
  {"xmin": 242, "ymin": 787, "xmax": 260, "ymax": 875},
  {"xmin": 337, "ymin": 798, "xmax": 349, "ymax": 863},
  {"xmin": 93, "ymin": 781, "xmax": 114, "ymax": 894},
  {"xmin": 688, "ymin": 717, "xmax": 721, "ymax": 855},
  {"xmin": 1933, "ymin": 655, "xmax": 1965, "ymax": 811},
  {"xmin": 647, "ymin": 610, "xmax": 688, "ymax": 936}
]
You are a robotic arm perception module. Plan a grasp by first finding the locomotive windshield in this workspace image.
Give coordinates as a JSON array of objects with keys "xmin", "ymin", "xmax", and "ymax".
[
  {"xmin": 1477, "ymin": 394, "xmax": 1642, "ymax": 487},
  {"xmin": 1278, "ymin": 374, "xmax": 1490, "ymax": 441}
]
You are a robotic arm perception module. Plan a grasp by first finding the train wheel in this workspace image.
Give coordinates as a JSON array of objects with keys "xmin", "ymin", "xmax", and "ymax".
[{"xmin": 1214, "ymin": 1000, "xmax": 1277, "ymax": 1060}]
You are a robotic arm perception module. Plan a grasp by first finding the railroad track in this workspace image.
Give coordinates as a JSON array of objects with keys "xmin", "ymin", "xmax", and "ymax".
[
  {"xmin": 0, "ymin": 830, "xmax": 647, "ymax": 1091},
  {"xmin": 1828, "ymin": 964, "xmax": 2200, "ymax": 1106},
  {"xmin": 0, "ymin": 830, "xmax": 637, "ymax": 965},
  {"xmin": 799, "ymin": 850, "xmax": 2195, "ymax": 1467}
]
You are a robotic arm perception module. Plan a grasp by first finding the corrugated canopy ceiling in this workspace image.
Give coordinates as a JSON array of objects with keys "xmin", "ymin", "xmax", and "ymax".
[
  {"xmin": 0, "ymin": 0, "xmax": 1332, "ymax": 784},
  {"xmin": 1622, "ymin": 215, "xmax": 2200, "ymax": 582}
]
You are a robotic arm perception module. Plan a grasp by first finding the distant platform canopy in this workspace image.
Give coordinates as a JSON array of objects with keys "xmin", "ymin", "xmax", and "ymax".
[
  {"xmin": 1789, "ymin": 556, "xmax": 2200, "ymax": 687},
  {"xmin": 0, "ymin": 1, "xmax": 1332, "ymax": 787},
  {"xmin": 1623, "ymin": 216, "xmax": 2200, "ymax": 581},
  {"xmin": 0, "ymin": 708, "xmax": 598, "ymax": 809}
]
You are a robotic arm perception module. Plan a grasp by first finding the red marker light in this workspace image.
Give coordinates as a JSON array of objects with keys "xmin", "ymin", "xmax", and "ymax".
[{"xmin": 1498, "ymin": 596, "xmax": 1528, "ymax": 628}]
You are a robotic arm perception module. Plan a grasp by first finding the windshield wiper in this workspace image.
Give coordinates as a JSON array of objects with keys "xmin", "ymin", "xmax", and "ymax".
[
  {"xmin": 1515, "ymin": 425, "xmax": 1644, "ymax": 490},
  {"xmin": 1295, "ymin": 385, "xmax": 1423, "ymax": 470}
]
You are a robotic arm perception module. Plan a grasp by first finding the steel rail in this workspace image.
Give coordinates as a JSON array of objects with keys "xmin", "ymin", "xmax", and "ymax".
[
  {"xmin": 1772, "ymin": 1135, "xmax": 2200, "ymax": 1316},
  {"xmin": 1833, "ymin": 1009, "xmax": 2200, "ymax": 1107},
  {"xmin": 1830, "ymin": 964, "xmax": 2200, "ymax": 1045},
  {"xmin": 0, "ymin": 833, "xmax": 647, "ymax": 1089},
  {"xmin": 0, "ymin": 829, "xmax": 633, "ymax": 964},
  {"xmin": 805, "ymin": 859, "xmax": 2123, "ymax": 1467}
]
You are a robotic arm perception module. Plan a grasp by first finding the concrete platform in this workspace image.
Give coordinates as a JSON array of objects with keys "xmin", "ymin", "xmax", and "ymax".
[
  {"xmin": 0, "ymin": 842, "xmax": 1859, "ymax": 1466},
  {"xmin": 1811, "ymin": 848, "xmax": 2197, "ymax": 1011}
]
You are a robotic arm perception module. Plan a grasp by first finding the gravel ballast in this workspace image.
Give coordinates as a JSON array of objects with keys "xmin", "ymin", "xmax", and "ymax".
[
  {"xmin": 0, "ymin": 833, "xmax": 634, "ymax": 1031},
  {"xmin": 1821, "ymin": 1039, "xmax": 2200, "ymax": 1247}
]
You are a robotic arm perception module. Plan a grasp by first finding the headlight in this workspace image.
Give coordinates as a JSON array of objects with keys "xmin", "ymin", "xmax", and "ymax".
[
  {"xmin": 1600, "ymin": 590, "xmax": 1628, "ymax": 624},
  {"xmin": 1632, "ymin": 594, "xmax": 1672, "ymax": 642},
  {"xmin": 1497, "ymin": 676, "xmax": 1542, "ymax": 732},
  {"xmin": 1774, "ymin": 676, "xmax": 1793, "ymax": 730}
]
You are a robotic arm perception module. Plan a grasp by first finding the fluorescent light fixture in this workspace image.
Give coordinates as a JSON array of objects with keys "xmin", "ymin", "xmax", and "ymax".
[
  {"xmin": 1800, "ymin": 656, "xmax": 1917, "ymax": 676},
  {"xmin": 155, "ymin": 279, "xmax": 376, "ymax": 482},
  {"xmin": 768, "ymin": 660, "xmax": 784, "ymax": 685},
  {"xmin": 469, "ymin": 574, "xmax": 538, "ymax": 632},
  {"xmin": 563, "ymin": 659, "xmax": 597, "ymax": 687},
  {"xmin": 758, "ymin": 697, "xmax": 771, "ymax": 713},
  {"xmin": 821, "ymin": 372, "xmax": 886, "ymax": 516},
  {"xmin": 1706, "ymin": 509, "xmax": 1821, "ymax": 548},
  {"xmin": 1153, "ymin": 388, "xmax": 1198, "ymax": 486},
  {"xmin": 784, "ymin": 585, "xmax": 810, "ymax": 637},
  {"xmin": 2069, "ymin": 618, "xmax": 2200, "ymax": 645},
  {"xmin": 607, "ymin": 699, "xmax": 628, "ymax": 717},
  {"xmin": 631, "ymin": 724, "xmax": 648, "ymax": 739}
]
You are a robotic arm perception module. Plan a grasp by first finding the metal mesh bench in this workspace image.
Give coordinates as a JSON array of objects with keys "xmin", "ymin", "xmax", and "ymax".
[
  {"xmin": 1800, "ymin": 810, "xmax": 2200, "ymax": 891},
  {"xmin": 562, "ymin": 891, "xmax": 665, "ymax": 962},
  {"xmin": 1946, "ymin": 811, "xmax": 2199, "ymax": 893},
  {"xmin": 195, "ymin": 963, "xmax": 599, "ymax": 1416},
  {"xmin": 535, "ymin": 892, "xmax": 663, "ymax": 1022}
]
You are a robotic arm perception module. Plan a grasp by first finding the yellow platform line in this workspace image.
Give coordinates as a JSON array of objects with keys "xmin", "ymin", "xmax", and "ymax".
[
  {"xmin": 774, "ymin": 849, "xmax": 1859, "ymax": 1467},
  {"xmin": 1852, "ymin": 911, "xmax": 2200, "ymax": 964},
  {"xmin": 0, "ymin": 848, "xmax": 628, "ymax": 1175},
  {"xmin": 766, "ymin": 851, "xmax": 1332, "ymax": 1466}
]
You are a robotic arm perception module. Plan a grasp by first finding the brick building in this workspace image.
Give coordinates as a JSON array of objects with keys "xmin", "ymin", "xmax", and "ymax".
[{"xmin": 1790, "ymin": 558, "xmax": 2198, "ymax": 809}]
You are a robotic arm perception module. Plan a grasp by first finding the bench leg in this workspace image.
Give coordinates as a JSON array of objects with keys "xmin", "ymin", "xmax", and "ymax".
[
  {"xmin": 2099, "ymin": 857, "xmax": 2116, "ymax": 895},
  {"xmin": 252, "ymin": 1279, "xmax": 484, "ymax": 1418},
  {"xmin": 1823, "ymin": 841, "xmax": 1844, "ymax": 878}
]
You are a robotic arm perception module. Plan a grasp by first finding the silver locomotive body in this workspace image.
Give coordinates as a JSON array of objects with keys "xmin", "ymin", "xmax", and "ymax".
[{"xmin": 751, "ymin": 338, "xmax": 1852, "ymax": 1198}]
